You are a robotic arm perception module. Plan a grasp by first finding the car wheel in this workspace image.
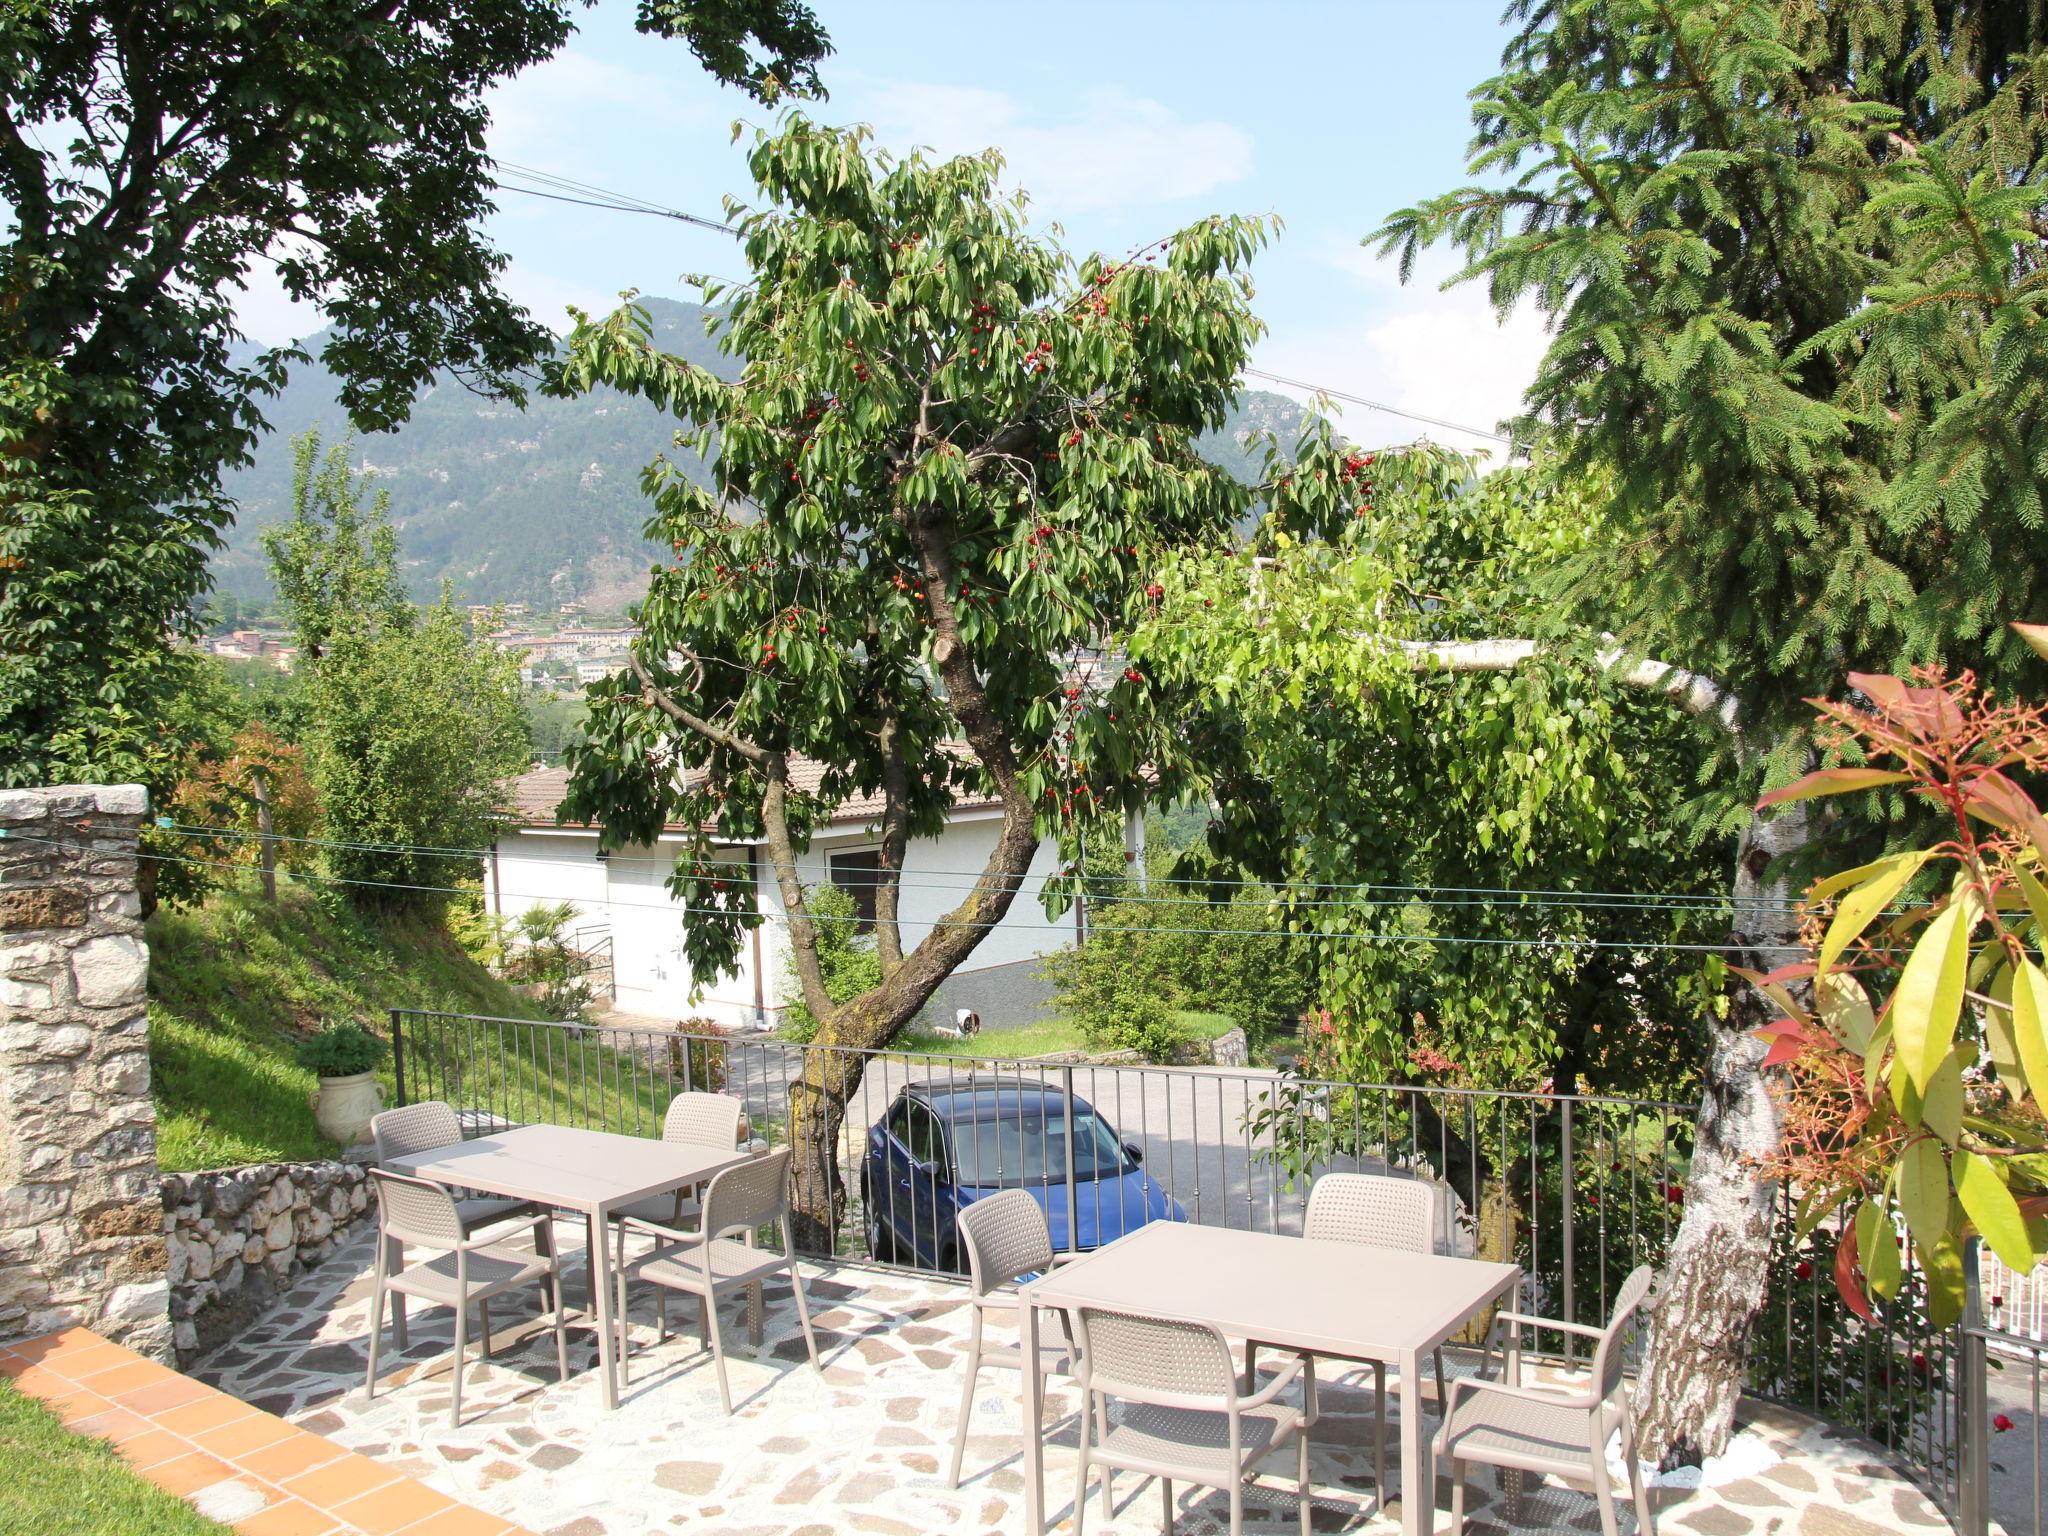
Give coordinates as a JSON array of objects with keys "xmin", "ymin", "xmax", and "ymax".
[{"xmin": 861, "ymin": 1174, "xmax": 897, "ymax": 1264}]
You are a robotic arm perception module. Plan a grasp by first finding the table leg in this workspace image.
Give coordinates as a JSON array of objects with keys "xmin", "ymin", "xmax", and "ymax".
[
  {"xmin": 1398, "ymin": 1345, "xmax": 1432, "ymax": 1536},
  {"xmin": 591, "ymin": 1208, "xmax": 619, "ymax": 1410},
  {"xmin": 1021, "ymin": 1288, "xmax": 1045, "ymax": 1534}
]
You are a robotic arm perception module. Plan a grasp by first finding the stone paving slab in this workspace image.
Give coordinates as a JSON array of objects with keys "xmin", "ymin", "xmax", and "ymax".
[{"xmin": 191, "ymin": 1226, "xmax": 1958, "ymax": 1536}]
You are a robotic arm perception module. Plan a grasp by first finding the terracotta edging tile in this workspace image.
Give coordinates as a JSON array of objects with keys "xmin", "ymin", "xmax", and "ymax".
[
  {"xmin": 150, "ymin": 1450, "xmax": 245, "ymax": 1498},
  {"xmin": 387, "ymin": 1505, "xmax": 518, "ymax": 1536},
  {"xmin": 281, "ymin": 1451, "xmax": 405, "ymax": 1511},
  {"xmin": 111, "ymin": 1375, "xmax": 216, "ymax": 1415},
  {"xmin": 157, "ymin": 1392, "xmax": 260, "ymax": 1440},
  {"xmin": 198, "ymin": 1411, "xmax": 301, "ymax": 1460},
  {"xmin": 114, "ymin": 1427, "xmax": 194, "ymax": 1472},
  {"xmin": 329, "ymin": 1476, "xmax": 460, "ymax": 1536},
  {"xmin": 233, "ymin": 1496, "xmax": 344, "ymax": 1536},
  {"xmin": 238, "ymin": 1428, "xmax": 356, "ymax": 1485},
  {"xmin": 72, "ymin": 1358, "xmax": 176, "ymax": 1397}
]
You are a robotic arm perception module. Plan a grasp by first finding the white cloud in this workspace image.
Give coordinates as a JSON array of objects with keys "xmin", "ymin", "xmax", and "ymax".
[
  {"xmin": 484, "ymin": 50, "xmax": 715, "ymax": 171},
  {"xmin": 1257, "ymin": 247, "xmax": 1550, "ymax": 462},
  {"xmin": 848, "ymin": 79, "xmax": 1254, "ymax": 214}
]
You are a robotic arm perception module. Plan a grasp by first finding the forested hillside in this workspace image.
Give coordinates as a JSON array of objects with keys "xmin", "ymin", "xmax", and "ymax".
[{"xmin": 214, "ymin": 297, "xmax": 1310, "ymax": 609}]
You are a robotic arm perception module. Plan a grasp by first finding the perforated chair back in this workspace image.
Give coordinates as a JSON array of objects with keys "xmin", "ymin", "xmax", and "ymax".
[
  {"xmin": 1074, "ymin": 1305, "xmax": 1238, "ymax": 1411},
  {"xmin": 1304, "ymin": 1171, "xmax": 1438, "ymax": 1254},
  {"xmin": 1592, "ymin": 1265, "xmax": 1656, "ymax": 1402},
  {"xmin": 958, "ymin": 1189, "xmax": 1054, "ymax": 1298},
  {"xmin": 701, "ymin": 1148, "xmax": 792, "ymax": 1240},
  {"xmin": 372, "ymin": 1101, "xmax": 463, "ymax": 1165},
  {"xmin": 662, "ymin": 1091, "xmax": 746, "ymax": 1149},
  {"xmin": 371, "ymin": 1167, "xmax": 467, "ymax": 1250}
]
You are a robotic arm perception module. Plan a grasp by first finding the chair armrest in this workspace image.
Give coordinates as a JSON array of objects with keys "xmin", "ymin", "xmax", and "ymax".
[
  {"xmin": 1048, "ymin": 1251, "xmax": 1087, "ymax": 1267},
  {"xmin": 619, "ymin": 1214, "xmax": 700, "ymax": 1244},
  {"xmin": 1239, "ymin": 1352, "xmax": 1309, "ymax": 1410},
  {"xmin": 1495, "ymin": 1311, "xmax": 1606, "ymax": 1340},
  {"xmin": 1444, "ymin": 1372, "xmax": 1597, "ymax": 1417}
]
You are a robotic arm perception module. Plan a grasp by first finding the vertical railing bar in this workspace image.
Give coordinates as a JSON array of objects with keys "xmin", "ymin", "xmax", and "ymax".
[{"xmin": 1561, "ymin": 1091, "xmax": 1575, "ymax": 1361}]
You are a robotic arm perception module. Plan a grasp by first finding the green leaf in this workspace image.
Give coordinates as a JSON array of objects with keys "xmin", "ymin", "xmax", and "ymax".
[
  {"xmin": 1921, "ymin": 1233, "xmax": 1966, "ymax": 1330},
  {"xmin": 1889, "ymin": 893, "xmax": 1973, "ymax": 1091},
  {"xmin": 2013, "ymin": 957, "xmax": 2048, "ymax": 1107},
  {"xmin": 1896, "ymin": 1138, "xmax": 1950, "ymax": 1249},
  {"xmin": 1955, "ymin": 1148, "xmax": 2037, "ymax": 1271},
  {"xmin": 1757, "ymin": 767, "xmax": 1913, "ymax": 807},
  {"xmin": 2015, "ymin": 865, "xmax": 2048, "ymax": 939},
  {"xmin": 1856, "ymin": 1197, "xmax": 1903, "ymax": 1300},
  {"xmin": 1818, "ymin": 851, "xmax": 1932, "ymax": 976},
  {"xmin": 1923, "ymin": 1049, "xmax": 1966, "ymax": 1146},
  {"xmin": 1816, "ymin": 970, "xmax": 1875, "ymax": 1053}
]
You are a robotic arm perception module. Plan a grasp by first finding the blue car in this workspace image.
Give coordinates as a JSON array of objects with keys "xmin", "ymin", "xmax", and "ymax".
[{"xmin": 860, "ymin": 1079, "xmax": 1185, "ymax": 1271}]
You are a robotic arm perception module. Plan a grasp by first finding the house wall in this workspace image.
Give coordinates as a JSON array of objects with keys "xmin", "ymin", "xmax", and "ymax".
[{"xmin": 487, "ymin": 812, "xmax": 1067, "ymax": 1031}]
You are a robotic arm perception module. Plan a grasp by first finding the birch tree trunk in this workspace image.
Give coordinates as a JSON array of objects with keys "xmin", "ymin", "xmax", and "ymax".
[{"xmin": 1630, "ymin": 804, "xmax": 1806, "ymax": 1463}]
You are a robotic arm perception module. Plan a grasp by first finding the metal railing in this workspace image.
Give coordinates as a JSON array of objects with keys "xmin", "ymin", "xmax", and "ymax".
[
  {"xmin": 1961, "ymin": 1241, "xmax": 2047, "ymax": 1535},
  {"xmin": 386, "ymin": 1007, "xmax": 1968, "ymax": 1514}
]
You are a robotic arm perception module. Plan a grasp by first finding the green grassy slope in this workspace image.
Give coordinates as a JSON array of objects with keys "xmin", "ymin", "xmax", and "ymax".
[
  {"xmin": 145, "ymin": 886, "xmax": 558, "ymax": 1171},
  {"xmin": 0, "ymin": 1382, "xmax": 231, "ymax": 1535}
]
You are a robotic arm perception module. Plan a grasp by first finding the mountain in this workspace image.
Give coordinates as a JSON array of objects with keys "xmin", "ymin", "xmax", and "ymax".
[{"xmin": 213, "ymin": 297, "xmax": 1308, "ymax": 611}]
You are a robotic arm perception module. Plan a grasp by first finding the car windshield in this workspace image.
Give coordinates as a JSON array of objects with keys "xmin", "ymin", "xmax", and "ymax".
[{"xmin": 947, "ymin": 1105, "xmax": 1131, "ymax": 1187}]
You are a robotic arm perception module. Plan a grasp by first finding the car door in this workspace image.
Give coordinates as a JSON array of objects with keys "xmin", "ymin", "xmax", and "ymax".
[{"xmin": 876, "ymin": 1099, "xmax": 948, "ymax": 1266}]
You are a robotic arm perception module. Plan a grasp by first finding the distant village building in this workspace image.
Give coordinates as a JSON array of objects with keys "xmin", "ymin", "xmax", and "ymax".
[
  {"xmin": 487, "ymin": 763, "xmax": 1079, "ymax": 1032},
  {"xmin": 574, "ymin": 657, "xmax": 624, "ymax": 686}
]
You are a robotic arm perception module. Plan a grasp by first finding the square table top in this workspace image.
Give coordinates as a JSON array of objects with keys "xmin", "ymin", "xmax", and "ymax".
[
  {"xmin": 383, "ymin": 1123, "xmax": 751, "ymax": 1215},
  {"xmin": 1025, "ymin": 1221, "xmax": 1521, "ymax": 1360}
]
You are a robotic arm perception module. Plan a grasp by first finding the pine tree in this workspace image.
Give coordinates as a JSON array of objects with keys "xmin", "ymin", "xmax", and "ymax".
[{"xmin": 1375, "ymin": 0, "xmax": 2048, "ymax": 1463}]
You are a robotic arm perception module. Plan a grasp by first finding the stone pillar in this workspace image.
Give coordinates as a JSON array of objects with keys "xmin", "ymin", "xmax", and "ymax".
[{"xmin": 0, "ymin": 785, "xmax": 169, "ymax": 1358}]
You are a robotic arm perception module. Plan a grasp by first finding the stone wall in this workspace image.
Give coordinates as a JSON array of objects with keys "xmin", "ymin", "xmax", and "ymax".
[
  {"xmin": 163, "ymin": 1159, "xmax": 372, "ymax": 1365},
  {"xmin": 0, "ymin": 784, "xmax": 169, "ymax": 1358}
]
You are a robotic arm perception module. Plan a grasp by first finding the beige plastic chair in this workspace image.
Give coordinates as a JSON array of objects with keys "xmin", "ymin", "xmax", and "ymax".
[
  {"xmin": 1435, "ymin": 1264, "xmax": 1657, "ymax": 1536},
  {"xmin": 613, "ymin": 1148, "xmax": 821, "ymax": 1413},
  {"xmin": 1245, "ymin": 1171, "xmax": 1447, "ymax": 1495},
  {"xmin": 606, "ymin": 1091, "xmax": 752, "ymax": 1234},
  {"xmin": 1070, "ymin": 1304, "xmax": 1317, "ymax": 1536},
  {"xmin": 370, "ymin": 1102, "xmax": 554, "ymax": 1347},
  {"xmin": 364, "ymin": 1168, "xmax": 570, "ymax": 1428},
  {"xmin": 948, "ymin": 1189, "xmax": 1087, "ymax": 1488}
]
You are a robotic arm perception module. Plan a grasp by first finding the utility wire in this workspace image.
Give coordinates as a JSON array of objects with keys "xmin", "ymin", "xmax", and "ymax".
[
  {"xmin": 13, "ymin": 830, "xmax": 1808, "ymax": 952},
  {"xmin": 480, "ymin": 164, "xmax": 1518, "ymax": 447},
  {"xmin": 1243, "ymin": 367, "xmax": 1513, "ymax": 446},
  {"xmin": 147, "ymin": 820, "xmax": 1800, "ymax": 914}
]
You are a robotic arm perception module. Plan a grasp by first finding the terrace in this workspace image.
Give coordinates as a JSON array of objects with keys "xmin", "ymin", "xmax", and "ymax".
[{"xmin": 172, "ymin": 1222, "xmax": 1944, "ymax": 1536}]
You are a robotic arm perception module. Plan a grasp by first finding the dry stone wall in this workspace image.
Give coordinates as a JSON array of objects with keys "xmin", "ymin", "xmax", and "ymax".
[
  {"xmin": 0, "ymin": 785, "xmax": 170, "ymax": 1358},
  {"xmin": 163, "ymin": 1159, "xmax": 371, "ymax": 1364}
]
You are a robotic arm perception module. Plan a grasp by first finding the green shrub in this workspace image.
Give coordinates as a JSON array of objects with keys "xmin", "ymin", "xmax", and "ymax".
[
  {"xmin": 294, "ymin": 1020, "xmax": 389, "ymax": 1077},
  {"xmin": 778, "ymin": 883, "xmax": 883, "ymax": 1042},
  {"xmin": 1040, "ymin": 878, "xmax": 1308, "ymax": 1058}
]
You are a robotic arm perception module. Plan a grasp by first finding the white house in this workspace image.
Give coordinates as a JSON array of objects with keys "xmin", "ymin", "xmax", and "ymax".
[{"xmin": 486, "ymin": 762, "xmax": 1080, "ymax": 1031}]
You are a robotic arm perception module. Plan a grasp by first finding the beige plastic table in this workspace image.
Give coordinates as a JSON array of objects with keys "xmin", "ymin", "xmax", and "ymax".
[
  {"xmin": 385, "ymin": 1122, "xmax": 752, "ymax": 1410},
  {"xmin": 1019, "ymin": 1221, "xmax": 1521, "ymax": 1536}
]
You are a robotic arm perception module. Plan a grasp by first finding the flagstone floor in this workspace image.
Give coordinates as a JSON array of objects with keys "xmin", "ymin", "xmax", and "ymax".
[{"xmin": 192, "ymin": 1226, "xmax": 1954, "ymax": 1536}]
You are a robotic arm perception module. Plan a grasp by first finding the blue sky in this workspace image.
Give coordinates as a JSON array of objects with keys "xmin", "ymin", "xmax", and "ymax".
[{"xmin": 242, "ymin": 1, "xmax": 1544, "ymax": 456}]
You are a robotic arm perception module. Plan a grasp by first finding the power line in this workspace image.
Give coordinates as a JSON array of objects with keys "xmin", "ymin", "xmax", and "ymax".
[
  {"xmin": 14, "ymin": 829, "xmax": 1808, "ymax": 952},
  {"xmin": 1243, "ymin": 368, "xmax": 1513, "ymax": 446},
  {"xmin": 480, "ymin": 163, "xmax": 1519, "ymax": 447},
  {"xmin": 146, "ymin": 820, "xmax": 1797, "ymax": 914}
]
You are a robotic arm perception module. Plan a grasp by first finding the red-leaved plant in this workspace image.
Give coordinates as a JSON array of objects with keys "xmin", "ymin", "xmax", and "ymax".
[{"xmin": 1753, "ymin": 628, "xmax": 2048, "ymax": 1325}]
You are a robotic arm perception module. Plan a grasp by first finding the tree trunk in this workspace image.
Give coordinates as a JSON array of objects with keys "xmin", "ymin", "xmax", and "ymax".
[
  {"xmin": 1631, "ymin": 805, "xmax": 1806, "ymax": 1463},
  {"xmin": 782, "ymin": 796, "xmax": 1043, "ymax": 1252},
  {"xmin": 250, "ymin": 765, "xmax": 277, "ymax": 902}
]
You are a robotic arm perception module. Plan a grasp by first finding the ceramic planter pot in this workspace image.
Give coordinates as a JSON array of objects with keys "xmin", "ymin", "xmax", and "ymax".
[{"xmin": 308, "ymin": 1070, "xmax": 383, "ymax": 1146}]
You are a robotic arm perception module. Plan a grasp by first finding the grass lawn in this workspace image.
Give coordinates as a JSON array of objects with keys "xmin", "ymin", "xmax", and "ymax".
[
  {"xmin": 0, "ymin": 1381, "xmax": 230, "ymax": 1535},
  {"xmin": 893, "ymin": 1009, "xmax": 1240, "ymax": 1060},
  {"xmin": 147, "ymin": 883, "xmax": 669, "ymax": 1170}
]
